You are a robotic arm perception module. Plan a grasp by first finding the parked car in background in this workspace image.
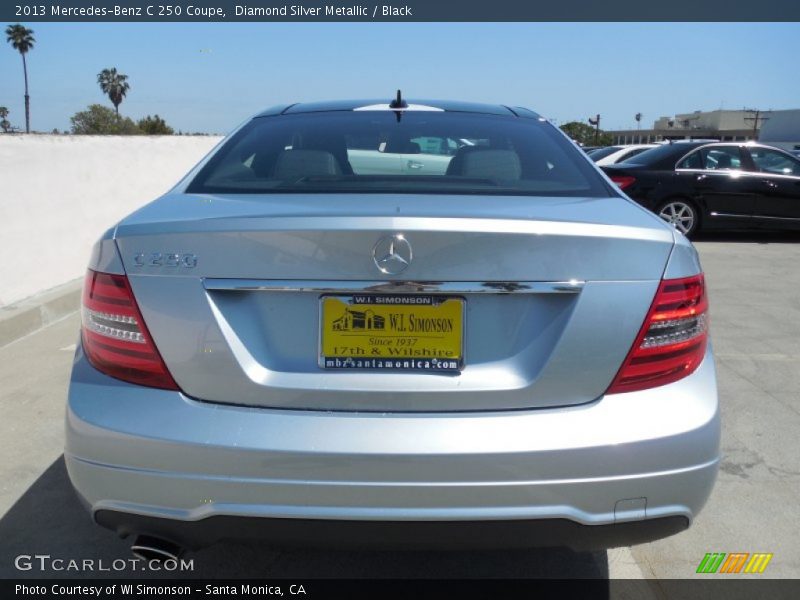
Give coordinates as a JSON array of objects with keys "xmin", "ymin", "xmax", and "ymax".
[
  {"xmin": 347, "ymin": 135, "xmax": 465, "ymax": 176},
  {"xmin": 66, "ymin": 97, "xmax": 718, "ymax": 559},
  {"xmin": 588, "ymin": 144, "xmax": 658, "ymax": 166},
  {"xmin": 602, "ymin": 141, "xmax": 800, "ymax": 237}
]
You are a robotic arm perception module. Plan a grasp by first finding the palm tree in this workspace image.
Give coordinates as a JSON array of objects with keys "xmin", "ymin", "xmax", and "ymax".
[
  {"xmin": 97, "ymin": 68, "xmax": 131, "ymax": 115},
  {"xmin": 5, "ymin": 24, "xmax": 35, "ymax": 133},
  {"xmin": 0, "ymin": 106, "xmax": 9, "ymax": 133}
]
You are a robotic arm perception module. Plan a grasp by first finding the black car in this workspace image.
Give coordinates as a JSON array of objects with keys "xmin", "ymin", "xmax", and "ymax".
[{"xmin": 601, "ymin": 142, "xmax": 800, "ymax": 237}]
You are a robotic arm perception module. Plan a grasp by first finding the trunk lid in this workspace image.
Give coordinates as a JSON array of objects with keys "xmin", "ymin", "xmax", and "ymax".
[{"xmin": 116, "ymin": 192, "xmax": 674, "ymax": 411}]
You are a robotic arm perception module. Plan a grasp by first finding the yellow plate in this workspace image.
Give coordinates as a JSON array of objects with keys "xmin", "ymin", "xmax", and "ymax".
[{"xmin": 320, "ymin": 295, "xmax": 464, "ymax": 372}]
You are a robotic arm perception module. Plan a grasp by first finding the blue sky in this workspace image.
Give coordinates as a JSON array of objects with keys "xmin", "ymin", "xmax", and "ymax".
[{"xmin": 2, "ymin": 22, "xmax": 799, "ymax": 133}]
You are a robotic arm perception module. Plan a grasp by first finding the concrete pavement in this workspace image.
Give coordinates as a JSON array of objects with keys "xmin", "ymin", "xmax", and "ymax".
[{"xmin": 629, "ymin": 231, "xmax": 800, "ymax": 579}]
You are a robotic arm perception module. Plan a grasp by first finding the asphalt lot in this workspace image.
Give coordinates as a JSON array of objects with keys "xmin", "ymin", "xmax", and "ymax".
[{"xmin": 1, "ymin": 230, "xmax": 798, "ymax": 583}]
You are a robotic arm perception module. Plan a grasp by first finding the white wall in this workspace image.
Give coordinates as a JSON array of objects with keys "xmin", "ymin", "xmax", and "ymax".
[{"xmin": 0, "ymin": 135, "xmax": 223, "ymax": 307}]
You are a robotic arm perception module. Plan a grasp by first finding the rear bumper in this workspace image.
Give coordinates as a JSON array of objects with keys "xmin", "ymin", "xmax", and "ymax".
[
  {"xmin": 94, "ymin": 511, "xmax": 689, "ymax": 551},
  {"xmin": 65, "ymin": 345, "xmax": 720, "ymax": 550}
]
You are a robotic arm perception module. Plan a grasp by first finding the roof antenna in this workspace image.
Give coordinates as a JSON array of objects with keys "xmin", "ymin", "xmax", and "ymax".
[
  {"xmin": 389, "ymin": 89, "xmax": 407, "ymax": 122},
  {"xmin": 389, "ymin": 89, "xmax": 407, "ymax": 110}
]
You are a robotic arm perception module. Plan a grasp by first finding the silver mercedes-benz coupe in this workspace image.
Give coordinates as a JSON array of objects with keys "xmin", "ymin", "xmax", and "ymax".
[{"xmin": 66, "ymin": 96, "xmax": 719, "ymax": 558}]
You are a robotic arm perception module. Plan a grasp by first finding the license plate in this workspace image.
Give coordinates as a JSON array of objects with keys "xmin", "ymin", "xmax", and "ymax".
[{"xmin": 320, "ymin": 294, "xmax": 464, "ymax": 372}]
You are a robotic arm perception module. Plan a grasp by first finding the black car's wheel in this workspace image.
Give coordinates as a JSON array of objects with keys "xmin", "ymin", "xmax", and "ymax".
[{"xmin": 656, "ymin": 199, "xmax": 699, "ymax": 237}]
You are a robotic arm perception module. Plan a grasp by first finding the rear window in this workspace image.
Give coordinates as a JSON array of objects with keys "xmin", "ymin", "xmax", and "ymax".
[
  {"xmin": 187, "ymin": 111, "xmax": 612, "ymax": 197},
  {"xmin": 620, "ymin": 144, "xmax": 697, "ymax": 167},
  {"xmin": 617, "ymin": 147, "xmax": 652, "ymax": 162},
  {"xmin": 587, "ymin": 146, "xmax": 622, "ymax": 161}
]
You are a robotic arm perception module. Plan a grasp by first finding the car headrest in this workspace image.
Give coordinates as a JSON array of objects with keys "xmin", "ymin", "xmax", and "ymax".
[
  {"xmin": 272, "ymin": 149, "xmax": 342, "ymax": 179},
  {"xmin": 455, "ymin": 149, "xmax": 522, "ymax": 180}
]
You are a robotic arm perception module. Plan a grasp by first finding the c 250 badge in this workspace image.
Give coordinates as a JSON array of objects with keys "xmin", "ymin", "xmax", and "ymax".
[{"xmin": 133, "ymin": 252, "xmax": 197, "ymax": 268}]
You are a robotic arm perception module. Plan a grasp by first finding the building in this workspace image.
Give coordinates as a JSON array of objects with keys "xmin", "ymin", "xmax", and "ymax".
[
  {"xmin": 331, "ymin": 308, "xmax": 386, "ymax": 331},
  {"xmin": 757, "ymin": 109, "xmax": 800, "ymax": 153},
  {"xmin": 607, "ymin": 109, "xmax": 771, "ymax": 145}
]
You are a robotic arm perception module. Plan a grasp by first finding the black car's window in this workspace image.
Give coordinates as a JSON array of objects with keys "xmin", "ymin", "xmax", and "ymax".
[
  {"xmin": 748, "ymin": 147, "xmax": 800, "ymax": 176},
  {"xmin": 679, "ymin": 146, "xmax": 743, "ymax": 170},
  {"xmin": 616, "ymin": 147, "xmax": 651, "ymax": 163},
  {"xmin": 187, "ymin": 112, "xmax": 612, "ymax": 197},
  {"xmin": 700, "ymin": 146, "xmax": 742, "ymax": 170},
  {"xmin": 677, "ymin": 150, "xmax": 704, "ymax": 169},
  {"xmin": 587, "ymin": 146, "xmax": 622, "ymax": 161},
  {"xmin": 623, "ymin": 143, "xmax": 697, "ymax": 167}
]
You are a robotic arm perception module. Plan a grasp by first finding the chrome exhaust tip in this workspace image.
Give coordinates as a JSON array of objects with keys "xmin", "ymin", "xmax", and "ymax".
[{"xmin": 131, "ymin": 535, "xmax": 183, "ymax": 562}]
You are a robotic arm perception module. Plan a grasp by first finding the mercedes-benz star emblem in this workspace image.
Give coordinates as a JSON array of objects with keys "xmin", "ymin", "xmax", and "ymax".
[{"xmin": 372, "ymin": 234, "xmax": 413, "ymax": 275}]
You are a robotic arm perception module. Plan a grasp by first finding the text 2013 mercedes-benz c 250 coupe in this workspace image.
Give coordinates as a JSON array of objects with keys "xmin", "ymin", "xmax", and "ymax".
[{"xmin": 66, "ymin": 95, "xmax": 719, "ymax": 559}]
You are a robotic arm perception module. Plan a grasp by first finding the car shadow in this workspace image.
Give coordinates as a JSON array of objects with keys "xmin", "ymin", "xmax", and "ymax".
[
  {"xmin": 693, "ymin": 230, "xmax": 800, "ymax": 244},
  {"xmin": 0, "ymin": 457, "xmax": 610, "ymax": 582}
]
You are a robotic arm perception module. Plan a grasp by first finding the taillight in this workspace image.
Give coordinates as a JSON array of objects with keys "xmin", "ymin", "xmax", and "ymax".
[
  {"xmin": 610, "ymin": 175, "xmax": 636, "ymax": 190},
  {"xmin": 608, "ymin": 273, "xmax": 708, "ymax": 394},
  {"xmin": 81, "ymin": 270, "xmax": 179, "ymax": 390}
]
